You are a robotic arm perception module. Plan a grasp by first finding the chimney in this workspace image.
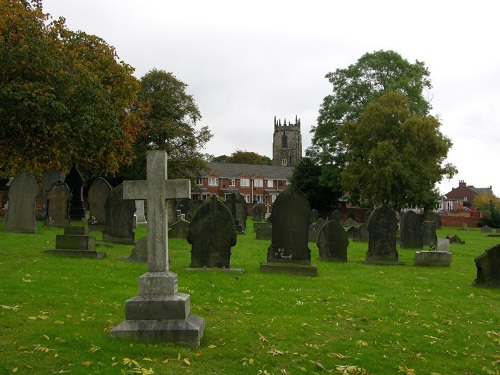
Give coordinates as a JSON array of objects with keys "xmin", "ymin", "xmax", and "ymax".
[{"xmin": 459, "ymin": 180, "xmax": 466, "ymax": 187}]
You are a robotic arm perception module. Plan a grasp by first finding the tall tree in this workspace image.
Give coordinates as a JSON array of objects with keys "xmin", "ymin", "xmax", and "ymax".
[
  {"xmin": 0, "ymin": 0, "xmax": 143, "ymax": 180},
  {"xmin": 225, "ymin": 150, "xmax": 271, "ymax": 165},
  {"xmin": 134, "ymin": 69, "xmax": 212, "ymax": 179},
  {"xmin": 340, "ymin": 91, "xmax": 456, "ymax": 211},
  {"xmin": 307, "ymin": 50, "xmax": 433, "ymax": 198}
]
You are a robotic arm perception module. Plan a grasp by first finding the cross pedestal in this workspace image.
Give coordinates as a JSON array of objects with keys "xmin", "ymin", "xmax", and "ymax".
[{"xmin": 110, "ymin": 151, "xmax": 204, "ymax": 345}]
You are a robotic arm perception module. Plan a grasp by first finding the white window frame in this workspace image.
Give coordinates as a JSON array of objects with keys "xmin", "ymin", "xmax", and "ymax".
[
  {"xmin": 208, "ymin": 177, "xmax": 218, "ymax": 186},
  {"xmin": 267, "ymin": 179, "xmax": 274, "ymax": 188},
  {"xmin": 240, "ymin": 178, "xmax": 250, "ymax": 187},
  {"xmin": 244, "ymin": 195, "xmax": 250, "ymax": 203},
  {"xmin": 195, "ymin": 178, "xmax": 203, "ymax": 185},
  {"xmin": 229, "ymin": 178, "xmax": 236, "ymax": 186},
  {"xmin": 254, "ymin": 179, "xmax": 263, "ymax": 187}
]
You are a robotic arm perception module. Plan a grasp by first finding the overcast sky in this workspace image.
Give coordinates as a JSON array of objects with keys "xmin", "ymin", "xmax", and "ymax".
[{"xmin": 42, "ymin": 0, "xmax": 500, "ymax": 196}]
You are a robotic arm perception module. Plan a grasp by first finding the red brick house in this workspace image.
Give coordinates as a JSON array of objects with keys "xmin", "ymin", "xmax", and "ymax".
[
  {"xmin": 191, "ymin": 162, "xmax": 293, "ymax": 205},
  {"xmin": 441, "ymin": 180, "xmax": 494, "ymax": 212}
]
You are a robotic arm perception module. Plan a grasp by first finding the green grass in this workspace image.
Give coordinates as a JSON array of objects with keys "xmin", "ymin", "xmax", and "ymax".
[{"xmin": 0, "ymin": 218, "xmax": 499, "ymax": 375}]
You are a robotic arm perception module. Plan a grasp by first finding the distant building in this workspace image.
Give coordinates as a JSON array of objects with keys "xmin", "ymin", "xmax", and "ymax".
[
  {"xmin": 441, "ymin": 180, "xmax": 494, "ymax": 212},
  {"xmin": 272, "ymin": 116, "xmax": 302, "ymax": 167},
  {"xmin": 191, "ymin": 162, "xmax": 293, "ymax": 204}
]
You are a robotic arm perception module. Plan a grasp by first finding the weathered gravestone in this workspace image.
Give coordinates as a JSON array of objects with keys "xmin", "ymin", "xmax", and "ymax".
[
  {"xmin": 252, "ymin": 204, "xmax": 263, "ymax": 221},
  {"xmin": 187, "ymin": 195, "xmax": 237, "ymax": 268},
  {"xmin": 4, "ymin": 172, "xmax": 38, "ymax": 233},
  {"xmin": 481, "ymin": 225, "xmax": 493, "ymax": 234},
  {"xmin": 87, "ymin": 177, "xmax": 112, "ymax": 227},
  {"xmin": 317, "ymin": 220, "xmax": 349, "ymax": 262},
  {"xmin": 330, "ymin": 210, "xmax": 341, "ymax": 223},
  {"xmin": 437, "ymin": 238, "xmax": 450, "ymax": 252},
  {"xmin": 364, "ymin": 205, "xmax": 402, "ymax": 265},
  {"xmin": 125, "ymin": 237, "xmax": 148, "ymax": 263},
  {"xmin": 135, "ymin": 200, "xmax": 147, "ymax": 226},
  {"xmin": 64, "ymin": 163, "xmax": 86, "ymax": 219},
  {"xmin": 434, "ymin": 213, "xmax": 442, "ymax": 230},
  {"xmin": 474, "ymin": 244, "xmax": 500, "ymax": 288},
  {"xmin": 44, "ymin": 226, "xmax": 105, "ymax": 259},
  {"xmin": 260, "ymin": 186, "xmax": 317, "ymax": 276},
  {"xmin": 167, "ymin": 200, "xmax": 177, "ymax": 225},
  {"xmin": 103, "ymin": 184, "xmax": 135, "ymax": 243},
  {"xmin": 225, "ymin": 193, "xmax": 247, "ymax": 234},
  {"xmin": 255, "ymin": 224, "xmax": 272, "ymax": 240},
  {"xmin": 353, "ymin": 223, "xmax": 369, "ymax": 242},
  {"xmin": 448, "ymin": 234, "xmax": 465, "ymax": 244},
  {"xmin": 186, "ymin": 200, "xmax": 202, "ymax": 221},
  {"xmin": 169, "ymin": 219, "xmax": 190, "ymax": 239},
  {"xmin": 400, "ymin": 210, "xmax": 423, "ymax": 249},
  {"xmin": 422, "ymin": 221, "xmax": 437, "ymax": 246},
  {"xmin": 41, "ymin": 170, "xmax": 63, "ymax": 218},
  {"xmin": 346, "ymin": 226, "xmax": 358, "ymax": 240},
  {"xmin": 310, "ymin": 209, "xmax": 319, "ymax": 224},
  {"xmin": 44, "ymin": 181, "xmax": 72, "ymax": 227},
  {"xmin": 110, "ymin": 151, "xmax": 204, "ymax": 345}
]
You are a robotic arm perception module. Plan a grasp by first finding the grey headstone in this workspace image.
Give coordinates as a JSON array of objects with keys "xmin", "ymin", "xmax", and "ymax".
[
  {"xmin": 481, "ymin": 225, "xmax": 493, "ymax": 234},
  {"xmin": 448, "ymin": 234, "xmax": 465, "ymax": 244},
  {"xmin": 44, "ymin": 226, "xmax": 104, "ymax": 259},
  {"xmin": 310, "ymin": 209, "xmax": 319, "ymax": 224},
  {"xmin": 64, "ymin": 163, "xmax": 86, "ymax": 219},
  {"xmin": 167, "ymin": 199, "xmax": 177, "ymax": 225},
  {"xmin": 364, "ymin": 205, "xmax": 401, "ymax": 264},
  {"xmin": 474, "ymin": 244, "xmax": 500, "ymax": 287},
  {"xmin": 110, "ymin": 150, "xmax": 204, "ymax": 345},
  {"xmin": 41, "ymin": 170, "xmax": 63, "ymax": 218},
  {"xmin": 261, "ymin": 186, "xmax": 317, "ymax": 276},
  {"xmin": 436, "ymin": 238, "xmax": 450, "ymax": 252},
  {"xmin": 422, "ymin": 221, "xmax": 437, "ymax": 246},
  {"xmin": 330, "ymin": 210, "xmax": 341, "ymax": 223},
  {"xmin": 353, "ymin": 223, "xmax": 369, "ymax": 242},
  {"xmin": 434, "ymin": 213, "xmax": 442, "ymax": 230},
  {"xmin": 187, "ymin": 195, "xmax": 237, "ymax": 268},
  {"xmin": 169, "ymin": 219, "xmax": 189, "ymax": 239},
  {"xmin": 44, "ymin": 181, "xmax": 72, "ymax": 227},
  {"xmin": 4, "ymin": 172, "xmax": 38, "ymax": 233},
  {"xmin": 135, "ymin": 200, "xmax": 147, "ymax": 225},
  {"xmin": 255, "ymin": 225, "xmax": 272, "ymax": 240},
  {"xmin": 346, "ymin": 226, "xmax": 358, "ymax": 240},
  {"xmin": 87, "ymin": 177, "xmax": 112, "ymax": 225},
  {"xmin": 252, "ymin": 204, "xmax": 263, "ymax": 221},
  {"xmin": 126, "ymin": 237, "xmax": 148, "ymax": 262},
  {"xmin": 317, "ymin": 220, "xmax": 348, "ymax": 261},
  {"xmin": 400, "ymin": 210, "xmax": 423, "ymax": 249},
  {"xmin": 103, "ymin": 184, "xmax": 135, "ymax": 243},
  {"xmin": 225, "ymin": 193, "xmax": 247, "ymax": 233},
  {"xmin": 187, "ymin": 200, "xmax": 202, "ymax": 221}
]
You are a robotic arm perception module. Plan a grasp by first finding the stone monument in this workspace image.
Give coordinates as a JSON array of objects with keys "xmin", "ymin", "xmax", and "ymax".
[
  {"xmin": 364, "ymin": 205, "xmax": 402, "ymax": 265},
  {"xmin": 44, "ymin": 181, "xmax": 72, "ymax": 227},
  {"xmin": 4, "ymin": 172, "xmax": 38, "ymax": 233},
  {"xmin": 317, "ymin": 220, "xmax": 349, "ymax": 262},
  {"xmin": 400, "ymin": 210, "xmax": 423, "ymax": 249}
]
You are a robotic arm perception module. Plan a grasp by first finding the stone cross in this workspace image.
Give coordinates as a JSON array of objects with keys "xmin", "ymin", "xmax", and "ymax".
[{"xmin": 123, "ymin": 151, "xmax": 190, "ymax": 273}]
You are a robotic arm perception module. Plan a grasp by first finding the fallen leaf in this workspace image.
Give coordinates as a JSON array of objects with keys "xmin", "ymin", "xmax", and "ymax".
[{"xmin": 81, "ymin": 361, "xmax": 92, "ymax": 367}]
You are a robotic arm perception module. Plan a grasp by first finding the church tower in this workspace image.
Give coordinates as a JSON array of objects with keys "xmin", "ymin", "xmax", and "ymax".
[{"xmin": 272, "ymin": 116, "xmax": 302, "ymax": 167}]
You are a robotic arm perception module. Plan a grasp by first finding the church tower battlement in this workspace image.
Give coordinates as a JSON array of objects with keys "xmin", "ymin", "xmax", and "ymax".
[{"xmin": 272, "ymin": 115, "xmax": 302, "ymax": 167}]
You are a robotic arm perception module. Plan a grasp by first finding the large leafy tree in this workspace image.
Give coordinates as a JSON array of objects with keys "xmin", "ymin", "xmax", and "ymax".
[
  {"xmin": 0, "ymin": 0, "xmax": 143, "ymax": 180},
  {"xmin": 340, "ymin": 91, "xmax": 456, "ymax": 211},
  {"xmin": 308, "ymin": 50, "xmax": 433, "ymax": 197},
  {"xmin": 132, "ymin": 69, "xmax": 212, "ymax": 179},
  {"xmin": 225, "ymin": 150, "xmax": 271, "ymax": 165}
]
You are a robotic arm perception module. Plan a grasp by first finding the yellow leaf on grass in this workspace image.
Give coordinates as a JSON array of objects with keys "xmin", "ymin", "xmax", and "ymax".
[
  {"xmin": 183, "ymin": 358, "xmax": 191, "ymax": 366},
  {"xmin": 356, "ymin": 340, "xmax": 368, "ymax": 346},
  {"xmin": 81, "ymin": 361, "xmax": 92, "ymax": 366},
  {"xmin": 208, "ymin": 345, "xmax": 217, "ymax": 348},
  {"xmin": 143, "ymin": 358, "xmax": 153, "ymax": 362}
]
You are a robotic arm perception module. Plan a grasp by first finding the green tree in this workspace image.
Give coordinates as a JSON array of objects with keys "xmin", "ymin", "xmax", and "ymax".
[
  {"xmin": 132, "ymin": 69, "xmax": 212, "ymax": 179},
  {"xmin": 225, "ymin": 150, "xmax": 271, "ymax": 165},
  {"xmin": 472, "ymin": 191, "xmax": 500, "ymax": 211},
  {"xmin": 0, "ymin": 0, "xmax": 143, "ymax": 180},
  {"xmin": 340, "ymin": 91, "xmax": 456, "ymax": 211},
  {"xmin": 289, "ymin": 157, "xmax": 340, "ymax": 213},
  {"xmin": 307, "ymin": 50, "xmax": 433, "ymax": 199}
]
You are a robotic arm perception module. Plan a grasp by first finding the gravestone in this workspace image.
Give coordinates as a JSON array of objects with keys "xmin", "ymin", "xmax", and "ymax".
[
  {"xmin": 176, "ymin": 199, "xmax": 189, "ymax": 216},
  {"xmin": 87, "ymin": 177, "xmax": 112, "ymax": 226},
  {"xmin": 481, "ymin": 225, "xmax": 493, "ymax": 234},
  {"xmin": 400, "ymin": 210, "xmax": 423, "ymax": 249},
  {"xmin": 225, "ymin": 193, "xmax": 246, "ymax": 233},
  {"xmin": 310, "ymin": 209, "xmax": 319, "ymax": 224},
  {"xmin": 260, "ymin": 186, "xmax": 317, "ymax": 276},
  {"xmin": 44, "ymin": 226, "xmax": 104, "ymax": 258},
  {"xmin": 110, "ymin": 150, "xmax": 204, "ymax": 345},
  {"xmin": 315, "ymin": 217, "xmax": 327, "ymax": 237},
  {"xmin": 255, "ymin": 225, "xmax": 272, "ymax": 240},
  {"xmin": 4, "ymin": 172, "xmax": 38, "ymax": 233},
  {"xmin": 437, "ymin": 238, "xmax": 450, "ymax": 252},
  {"xmin": 353, "ymin": 223, "xmax": 369, "ymax": 242},
  {"xmin": 448, "ymin": 234, "xmax": 465, "ymax": 244},
  {"xmin": 186, "ymin": 200, "xmax": 202, "ymax": 221},
  {"xmin": 434, "ymin": 213, "xmax": 442, "ymax": 230},
  {"xmin": 135, "ymin": 200, "xmax": 147, "ymax": 225},
  {"xmin": 474, "ymin": 244, "xmax": 500, "ymax": 288},
  {"xmin": 346, "ymin": 226, "xmax": 358, "ymax": 240},
  {"xmin": 422, "ymin": 221, "xmax": 437, "ymax": 246},
  {"xmin": 41, "ymin": 170, "xmax": 63, "ymax": 218},
  {"xmin": 44, "ymin": 181, "xmax": 72, "ymax": 227},
  {"xmin": 64, "ymin": 163, "xmax": 86, "ymax": 219},
  {"xmin": 364, "ymin": 205, "xmax": 402, "ymax": 265},
  {"xmin": 252, "ymin": 204, "xmax": 263, "ymax": 221},
  {"xmin": 125, "ymin": 237, "xmax": 148, "ymax": 263},
  {"xmin": 330, "ymin": 210, "xmax": 341, "ymax": 223},
  {"xmin": 102, "ymin": 184, "xmax": 135, "ymax": 243},
  {"xmin": 317, "ymin": 220, "xmax": 348, "ymax": 262},
  {"xmin": 167, "ymin": 200, "xmax": 177, "ymax": 225},
  {"xmin": 169, "ymin": 219, "xmax": 190, "ymax": 239},
  {"xmin": 187, "ymin": 195, "xmax": 237, "ymax": 268},
  {"xmin": 462, "ymin": 223, "xmax": 468, "ymax": 230}
]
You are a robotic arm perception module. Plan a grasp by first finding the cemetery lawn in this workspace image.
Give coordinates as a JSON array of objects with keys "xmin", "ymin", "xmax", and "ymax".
[{"xmin": 0, "ymin": 219, "xmax": 499, "ymax": 375}]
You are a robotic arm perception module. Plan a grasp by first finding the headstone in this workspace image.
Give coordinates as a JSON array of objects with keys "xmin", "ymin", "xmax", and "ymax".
[
  {"xmin": 317, "ymin": 220, "xmax": 348, "ymax": 261},
  {"xmin": 264, "ymin": 203, "xmax": 271, "ymax": 220},
  {"xmin": 400, "ymin": 210, "xmax": 423, "ymax": 249},
  {"xmin": 462, "ymin": 223, "xmax": 468, "ymax": 230},
  {"xmin": 44, "ymin": 181, "xmax": 72, "ymax": 227},
  {"xmin": 135, "ymin": 200, "xmax": 147, "ymax": 225},
  {"xmin": 364, "ymin": 205, "xmax": 402, "ymax": 265},
  {"xmin": 186, "ymin": 200, "xmax": 202, "ymax": 221},
  {"xmin": 187, "ymin": 195, "xmax": 237, "ymax": 268},
  {"xmin": 346, "ymin": 226, "xmax": 358, "ymax": 240},
  {"xmin": 167, "ymin": 200, "xmax": 177, "ymax": 225},
  {"xmin": 64, "ymin": 163, "xmax": 86, "ymax": 219},
  {"xmin": 434, "ymin": 213, "xmax": 442, "ymax": 230},
  {"xmin": 169, "ymin": 219, "xmax": 190, "ymax": 239},
  {"xmin": 414, "ymin": 250, "xmax": 452, "ymax": 267},
  {"xmin": 422, "ymin": 221, "xmax": 437, "ymax": 246},
  {"xmin": 310, "ymin": 209, "xmax": 319, "ymax": 224},
  {"xmin": 448, "ymin": 234, "xmax": 465, "ymax": 244},
  {"xmin": 225, "ymin": 193, "xmax": 246, "ymax": 233},
  {"xmin": 110, "ymin": 150, "xmax": 204, "ymax": 345},
  {"xmin": 255, "ymin": 225, "xmax": 272, "ymax": 240},
  {"xmin": 436, "ymin": 238, "xmax": 450, "ymax": 252},
  {"xmin": 474, "ymin": 244, "xmax": 500, "ymax": 288},
  {"xmin": 481, "ymin": 225, "xmax": 493, "ymax": 234},
  {"xmin": 343, "ymin": 217, "xmax": 358, "ymax": 227},
  {"xmin": 125, "ymin": 237, "xmax": 148, "ymax": 263},
  {"xmin": 330, "ymin": 210, "xmax": 341, "ymax": 223},
  {"xmin": 41, "ymin": 170, "xmax": 63, "ymax": 218},
  {"xmin": 315, "ymin": 217, "xmax": 327, "ymax": 237},
  {"xmin": 44, "ymin": 226, "xmax": 104, "ymax": 258},
  {"xmin": 102, "ymin": 184, "xmax": 135, "ymax": 243},
  {"xmin": 176, "ymin": 199, "xmax": 189, "ymax": 215},
  {"xmin": 252, "ymin": 204, "xmax": 263, "ymax": 221},
  {"xmin": 87, "ymin": 177, "xmax": 112, "ymax": 226},
  {"xmin": 353, "ymin": 223, "xmax": 369, "ymax": 242},
  {"xmin": 3, "ymin": 172, "xmax": 38, "ymax": 233},
  {"xmin": 260, "ymin": 186, "xmax": 317, "ymax": 276}
]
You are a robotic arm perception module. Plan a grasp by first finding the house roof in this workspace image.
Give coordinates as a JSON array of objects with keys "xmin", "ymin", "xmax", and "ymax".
[{"xmin": 200, "ymin": 162, "xmax": 294, "ymax": 180}]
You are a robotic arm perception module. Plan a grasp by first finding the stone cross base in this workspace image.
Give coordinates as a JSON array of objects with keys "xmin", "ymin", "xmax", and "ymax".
[{"xmin": 260, "ymin": 262, "xmax": 318, "ymax": 276}]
